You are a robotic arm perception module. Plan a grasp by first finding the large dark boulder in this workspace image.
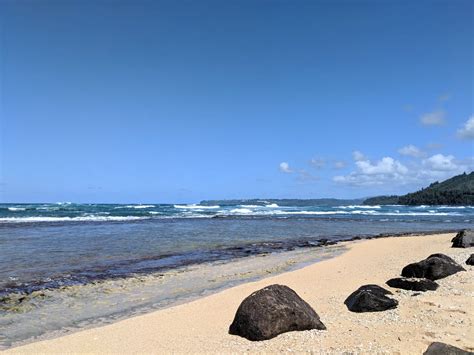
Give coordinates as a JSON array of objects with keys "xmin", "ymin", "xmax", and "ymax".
[
  {"xmin": 401, "ymin": 255, "xmax": 465, "ymax": 280},
  {"xmin": 427, "ymin": 253, "xmax": 457, "ymax": 263},
  {"xmin": 451, "ymin": 230, "xmax": 474, "ymax": 248},
  {"xmin": 423, "ymin": 342, "xmax": 472, "ymax": 354},
  {"xmin": 229, "ymin": 284, "xmax": 326, "ymax": 341},
  {"xmin": 344, "ymin": 285, "xmax": 398, "ymax": 312},
  {"xmin": 466, "ymin": 254, "xmax": 474, "ymax": 265},
  {"xmin": 386, "ymin": 277, "xmax": 439, "ymax": 291}
]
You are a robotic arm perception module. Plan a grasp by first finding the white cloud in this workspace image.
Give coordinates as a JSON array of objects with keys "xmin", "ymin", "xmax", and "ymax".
[
  {"xmin": 356, "ymin": 157, "xmax": 408, "ymax": 175},
  {"xmin": 457, "ymin": 116, "xmax": 474, "ymax": 140},
  {"xmin": 334, "ymin": 161, "xmax": 346, "ymax": 169},
  {"xmin": 334, "ymin": 154, "xmax": 409, "ymax": 186},
  {"xmin": 422, "ymin": 154, "xmax": 458, "ymax": 171},
  {"xmin": 310, "ymin": 158, "xmax": 325, "ymax": 169},
  {"xmin": 398, "ymin": 145, "xmax": 425, "ymax": 158},
  {"xmin": 352, "ymin": 151, "xmax": 366, "ymax": 161},
  {"xmin": 333, "ymin": 152, "xmax": 471, "ymax": 187},
  {"xmin": 420, "ymin": 110, "xmax": 445, "ymax": 126},
  {"xmin": 279, "ymin": 162, "xmax": 293, "ymax": 173}
]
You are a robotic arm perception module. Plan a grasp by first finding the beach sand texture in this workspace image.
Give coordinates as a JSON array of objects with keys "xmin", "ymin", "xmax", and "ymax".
[{"xmin": 4, "ymin": 233, "xmax": 473, "ymax": 354}]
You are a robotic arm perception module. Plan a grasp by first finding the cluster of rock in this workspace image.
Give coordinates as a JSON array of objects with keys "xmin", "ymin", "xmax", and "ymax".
[{"xmin": 228, "ymin": 229, "xmax": 472, "ymax": 353}]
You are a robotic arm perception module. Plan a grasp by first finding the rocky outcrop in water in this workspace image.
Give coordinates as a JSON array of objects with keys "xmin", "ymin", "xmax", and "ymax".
[
  {"xmin": 344, "ymin": 285, "xmax": 398, "ymax": 312},
  {"xmin": 386, "ymin": 277, "xmax": 438, "ymax": 291},
  {"xmin": 229, "ymin": 284, "xmax": 326, "ymax": 341},
  {"xmin": 451, "ymin": 230, "xmax": 474, "ymax": 248},
  {"xmin": 401, "ymin": 254, "xmax": 465, "ymax": 280},
  {"xmin": 423, "ymin": 342, "xmax": 471, "ymax": 354}
]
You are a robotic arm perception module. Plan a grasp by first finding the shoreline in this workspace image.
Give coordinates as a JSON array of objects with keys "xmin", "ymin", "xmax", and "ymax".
[
  {"xmin": 0, "ymin": 229, "xmax": 460, "ymax": 350},
  {"xmin": 3, "ymin": 232, "xmax": 473, "ymax": 353},
  {"xmin": 0, "ymin": 228, "xmax": 459, "ymax": 297}
]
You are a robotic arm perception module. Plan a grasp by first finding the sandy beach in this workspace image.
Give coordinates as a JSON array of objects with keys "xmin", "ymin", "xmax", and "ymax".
[{"xmin": 4, "ymin": 232, "xmax": 473, "ymax": 354}]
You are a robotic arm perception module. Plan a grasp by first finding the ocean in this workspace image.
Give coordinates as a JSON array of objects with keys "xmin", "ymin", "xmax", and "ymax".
[{"xmin": 0, "ymin": 202, "xmax": 472, "ymax": 348}]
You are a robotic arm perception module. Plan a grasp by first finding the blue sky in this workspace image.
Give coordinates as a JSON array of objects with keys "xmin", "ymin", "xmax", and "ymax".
[{"xmin": 1, "ymin": 0, "xmax": 473, "ymax": 203}]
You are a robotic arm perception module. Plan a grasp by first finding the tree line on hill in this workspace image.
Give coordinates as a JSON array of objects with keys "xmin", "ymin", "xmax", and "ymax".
[{"xmin": 363, "ymin": 172, "xmax": 474, "ymax": 206}]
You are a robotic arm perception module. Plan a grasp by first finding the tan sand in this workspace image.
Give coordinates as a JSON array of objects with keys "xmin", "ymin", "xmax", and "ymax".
[{"xmin": 4, "ymin": 233, "xmax": 473, "ymax": 354}]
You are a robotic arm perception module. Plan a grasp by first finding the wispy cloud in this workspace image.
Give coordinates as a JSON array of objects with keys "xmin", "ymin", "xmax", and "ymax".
[
  {"xmin": 420, "ymin": 110, "xmax": 445, "ymax": 126},
  {"xmin": 279, "ymin": 162, "xmax": 293, "ymax": 173},
  {"xmin": 310, "ymin": 158, "xmax": 325, "ymax": 169},
  {"xmin": 438, "ymin": 93, "xmax": 451, "ymax": 102},
  {"xmin": 333, "ymin": 161, "xmax": 346, "ymax": 169},
  {"xmin": 296, "ymin": 170, "xmax": 319, "ymax": 182},
  {"xmin": 398, "ymin": 144, "xmax": 425, "ymax": 158},
  {"xmin": 457, "ymin": 116, "xmax": 474, "ymax": 140},
  {"xmin": 352, "ymin": 151, "xmax": 366, "ymax": 161}
]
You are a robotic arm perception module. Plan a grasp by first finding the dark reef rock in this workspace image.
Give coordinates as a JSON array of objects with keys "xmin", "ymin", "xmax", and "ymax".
[
  {"xmin": 229, "ymin": 284, "xmax": 326, "ymax": 341},
  {"xmin": 451, "ymin": 230, "xmax": 474, "ymax": 248},
  {"xmin": 423, "ymin": 342, "xmax": 472, "ymax": 355},
  {"xmin": 466, "ymin": 254, "xmax": 474, "ymax": 266},
  {"xmin": 344, "ymin": 284, "xmax": 398, "ymax": 313},
  {"xmin": 401, "ymin": 255, "xmax": 465, "ymax": 280},
  {"xmin": 386, "ymin": 277, "xmax": 438, "ymax": 292}
]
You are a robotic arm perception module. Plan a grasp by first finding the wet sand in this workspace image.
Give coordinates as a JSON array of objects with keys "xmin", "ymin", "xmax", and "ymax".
[{"xmin": 4, "ymin": 232, "xmax": 473, "ymax": 354}]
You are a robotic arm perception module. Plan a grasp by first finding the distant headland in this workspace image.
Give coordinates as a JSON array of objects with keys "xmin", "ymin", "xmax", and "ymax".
[{"xmin": 364, "ymin": 172, "xmax": 474, "ymax": 206}]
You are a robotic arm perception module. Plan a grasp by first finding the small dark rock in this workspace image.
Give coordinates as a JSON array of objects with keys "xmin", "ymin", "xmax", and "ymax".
[
  {"xmin": 401, "ymin": 255, "xmax": 465, "ymax": 280},
  {"xmin": 466, "ymin": 254, "xmax": 474, "ymax": 265},
  {"xmin": 229, "ymin": 284, "xmax": 326, "ymax": 341},
  {"xmin": 451, "ymin": 230, "xmax": 474, "ymax": 248},
  {"xmin": 423, "ymin": 342, "xmax": 472, "ymax": 355},
  {"xmin": 344, "ymin": 284, "xmax": 398, "ymax": 312},
  {"xmin": 386, "ymin": 277, "xmax": 439, "ymax": 291}
]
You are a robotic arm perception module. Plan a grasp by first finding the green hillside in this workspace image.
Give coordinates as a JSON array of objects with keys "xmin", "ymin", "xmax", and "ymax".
[{"xmin": 364, "ymin": 172, "xmax": 474, "ymax": 206}]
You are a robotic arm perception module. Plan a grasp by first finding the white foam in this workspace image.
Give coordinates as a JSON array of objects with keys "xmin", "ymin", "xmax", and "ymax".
[
  {"xmin": 0, "ymin": 216, "xmax": 149, "ymax": 223},
  {"xmin": 265, "ymin": 203, "xmax": 279, "ymax": 208},
  {"xmin": 281, "ymin": 211, "xmax": 350, "ymax": 215},
  {"xmin": 174, "ymin": 204, "xmax": 220, "ymax": 209},
  {"xmin": 439, "ymin": 206, "xmax": 467, "ymax": 209},
  {"xmin": 229, "ymin": 208, "xmax": 253, "ymax": 214},
  {"xmin": 363, "ymin": 212, "xmax": 459, "ymax": 216},
  {"xmin": 339, "ymin": 205, "xmax": 381, "ymax": 209},
  {"xmin": 115, "ymin": 205, "xmax": 155, "ymax": 209},
  {"xmin": 8, "ymin": 207, "xmax": 26, "ymax": 211}
]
